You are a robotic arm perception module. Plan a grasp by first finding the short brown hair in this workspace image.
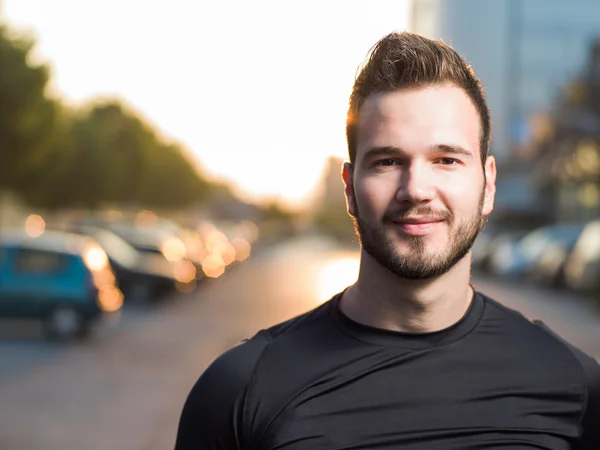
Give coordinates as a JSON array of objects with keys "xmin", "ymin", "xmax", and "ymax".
[{"xmin": 346, "ymin": 31, "xmax": 491, "ymax": 166}]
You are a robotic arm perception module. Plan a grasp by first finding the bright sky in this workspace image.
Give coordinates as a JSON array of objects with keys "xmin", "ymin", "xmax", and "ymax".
[{"xmin": 2, "ymin": 0, "xmax": 410, "ymax": 209}]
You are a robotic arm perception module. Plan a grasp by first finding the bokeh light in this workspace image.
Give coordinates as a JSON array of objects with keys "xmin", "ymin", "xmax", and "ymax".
[
  {"xmin": 201, "ymin": 253, "xmax": 226, "ymax": 278},
  {"xmin": 161, "ymin": 237, "xmax": 187, "ymax": 262},
  {"xmin": 83, "ymin": 245, "xmax": 109, "ymax": 272},
  {"xmin": 25, "ymin": 214, "xmax": 45, "ymax": 238}
]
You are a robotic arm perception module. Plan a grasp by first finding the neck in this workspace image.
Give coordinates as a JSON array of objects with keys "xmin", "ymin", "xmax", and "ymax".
[{"xmin": 340, "ymin": 251, "xmax": 474, "ymax": 333}]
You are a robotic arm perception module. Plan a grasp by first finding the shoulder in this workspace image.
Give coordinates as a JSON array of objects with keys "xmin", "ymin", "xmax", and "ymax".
[
  {"xmin": 204, "ymin": 329, "xmax": 274, "ymax": 392},
  {"xmin": 531, "ymin": 320, "xmax": 600, "ymax": 446},
  {"xmin": 191, "ymin": 299, "xmax": 331, "ymax": 393},
  {"xmin": 175, "ymin": 301, "xmax": 334, "ymax": 449},
  {"xmin": 479, "ymin": 292, "xmax": 600, "ymax": 445},
  {"xmin": 175, "ymin": 330, "xmax": 272, "ymax": 450},
  {"xmin": 480, "ymin": 292, "xmax": 582, "ymax": 347},
  {"xmin": 266, "ymin": 299, "xmax": 332, "ymax": 339},
  {"xmin": 480, "ymin": 291, "xmax": 596, "ymax": 364}
]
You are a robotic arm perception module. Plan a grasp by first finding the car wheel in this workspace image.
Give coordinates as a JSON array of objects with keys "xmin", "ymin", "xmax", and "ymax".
[{"xmin": 44, "ymin": 306, "xmax": 88, "ymax": 340}]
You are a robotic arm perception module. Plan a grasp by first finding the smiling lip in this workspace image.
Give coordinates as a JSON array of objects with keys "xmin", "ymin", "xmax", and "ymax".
[{"xmin": 390, "ymin": 217, "xmax": 445, "ymax": 236}]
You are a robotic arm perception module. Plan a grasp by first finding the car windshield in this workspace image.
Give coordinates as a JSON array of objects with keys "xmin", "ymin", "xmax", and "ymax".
[{"xmin": 91, "ymin": 230, "xmax": 140, "ymax": 268}]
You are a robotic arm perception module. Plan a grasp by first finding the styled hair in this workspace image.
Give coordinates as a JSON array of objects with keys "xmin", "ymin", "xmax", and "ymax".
[{"xmin": 346, "ymin": 31, "xmax": 491, "ymax": 166}]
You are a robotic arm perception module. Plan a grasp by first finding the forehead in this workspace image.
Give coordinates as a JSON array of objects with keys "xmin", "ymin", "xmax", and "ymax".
[{"xmin": 356, "ymin": 85, "xmax": 481, "ymax": 157}]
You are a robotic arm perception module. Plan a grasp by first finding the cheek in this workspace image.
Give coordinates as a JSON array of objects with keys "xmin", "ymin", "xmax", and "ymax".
[
  {"xmin": 446, "ymin": 176, "xmax": 485, "ymax": 216},
  {"xmin": 355, "ymin": 175, "xmax": 397, "ymax": 215}
]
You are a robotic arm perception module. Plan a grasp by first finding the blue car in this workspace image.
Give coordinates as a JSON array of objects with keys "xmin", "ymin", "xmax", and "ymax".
[{"xmin": 0, "ymin": 230, "xmax": 123, "ymax": 339}]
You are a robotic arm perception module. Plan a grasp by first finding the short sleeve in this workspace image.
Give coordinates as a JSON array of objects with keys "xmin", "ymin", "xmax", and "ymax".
[
  {"xmin": 532, "ymin": 320, "xmax": 600, "ymax": 448},
  {"xmin": 174, "ymin": 331, "xmax": 271, "ymax": 450},
  {"xmin": 576, "ymin": 349, "xmax": 600, "ymax": 449}
]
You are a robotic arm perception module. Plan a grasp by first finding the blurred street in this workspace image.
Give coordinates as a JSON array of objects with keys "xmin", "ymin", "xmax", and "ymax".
[
  {"xmin": 2, "ymin": 1, "xmax": 600, "ymax": 448},
  {"xmin": 0, "ymin": 235, "xmax": 599, "ymax": 450}
]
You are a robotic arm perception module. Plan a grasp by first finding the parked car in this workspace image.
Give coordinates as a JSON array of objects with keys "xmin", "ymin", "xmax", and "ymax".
[
  {"xmin": 0, "ymin": 230, "xmax": 123, "ymax": 339},
  {"xmin": 530, "ymin": 230, "xmax": 585, "ymax": 288},
  {"xmin": 471, "ymin": 227, "xmax": 526, "ymax": 272},
  {"xmin": 471, "ymin": 229, "xmax": 495, "ymax": 270},
  {"xmin": 73, "ymin": 226, "xmax": 180, "ymax": 303},
  {"xmin": 564, "ymin": 220, "xmax": 600, "ymax": 295},
  {"xmin": 99, "ymin": 223, "xmax": 198, "ymax": 290},
  {"xmin": 489, "ymin": 223, "xmax": 586, "ymax": 279},
  {"xmin": 484, "ymin": 229, "xmax": 531, "ymax": 275}
]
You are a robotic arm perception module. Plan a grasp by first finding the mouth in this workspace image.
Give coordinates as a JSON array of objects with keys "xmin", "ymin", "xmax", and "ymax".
[{"xmin": 389, "ymin": 218, "xmax": 445, "ymax": 236}]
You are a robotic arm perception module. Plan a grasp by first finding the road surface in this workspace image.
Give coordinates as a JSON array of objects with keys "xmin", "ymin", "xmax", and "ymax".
[{"xmin": 0, "ymin": 235, "xmax": 598, "ymax": 450}]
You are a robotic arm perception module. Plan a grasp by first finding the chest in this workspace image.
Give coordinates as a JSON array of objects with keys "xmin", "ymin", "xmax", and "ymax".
[{"xmin": 256, "ymin": 355, "xmax": 582, "ymax": 450}]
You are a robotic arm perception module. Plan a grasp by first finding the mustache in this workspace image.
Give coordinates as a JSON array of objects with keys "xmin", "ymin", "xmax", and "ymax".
[{"xmin": 382, "ymin": 207, "xmax": 452, "ymax": 223}]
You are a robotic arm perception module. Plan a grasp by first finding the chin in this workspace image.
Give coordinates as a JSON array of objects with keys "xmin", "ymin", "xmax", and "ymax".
[{"xmin": 389, "ymin": 232, "xmax": 441, "ymax": 248}]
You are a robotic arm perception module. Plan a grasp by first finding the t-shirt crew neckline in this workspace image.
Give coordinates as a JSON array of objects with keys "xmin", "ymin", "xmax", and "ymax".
[{"xmin": 328, "ymin": 290, "xmax": 485, "ymax": 349}]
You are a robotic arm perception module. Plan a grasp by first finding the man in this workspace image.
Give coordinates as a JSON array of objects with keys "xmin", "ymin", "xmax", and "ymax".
[{"xmin": 175, "ymin": 31, "xmax": 600, "ymax": 449}]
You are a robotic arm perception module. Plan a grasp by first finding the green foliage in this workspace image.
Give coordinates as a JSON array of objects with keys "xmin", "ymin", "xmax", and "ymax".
[
  {"xmin": 0, "ymin": 23, "xmax": 212, "ymax": 210},
  {"xmin": 0, "ymin": 26, "xmax": 63, "ymax": 193}
]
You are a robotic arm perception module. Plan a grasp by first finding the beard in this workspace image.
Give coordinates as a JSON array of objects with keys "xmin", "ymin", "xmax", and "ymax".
[{"xmin": 352, "ymin": 192, "xmax": 485, "ymax": 280}]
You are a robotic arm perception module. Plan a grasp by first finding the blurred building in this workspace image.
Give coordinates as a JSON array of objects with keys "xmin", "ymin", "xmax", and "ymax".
[
  {"xmin": 532, "ymin": 37, "xmax": 600, "ymax": 222},
  {"xmin": 410, "ymin": 0, "xmax": 600, "ymax": 165}
]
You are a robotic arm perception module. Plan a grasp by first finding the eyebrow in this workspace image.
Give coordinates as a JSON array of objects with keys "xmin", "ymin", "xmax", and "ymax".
[{"xmin": 364, "ymin": 144, "xmax": 474, "ymax": 159}]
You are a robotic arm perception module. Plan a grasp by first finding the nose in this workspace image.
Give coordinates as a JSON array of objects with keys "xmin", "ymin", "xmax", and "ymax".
[{"xmin": 395, "ymin": 161, "xmax": 435, "ymax": 205}]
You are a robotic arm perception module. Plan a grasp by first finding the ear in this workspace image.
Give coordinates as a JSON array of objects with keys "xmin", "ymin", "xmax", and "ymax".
[
  {"xmin": 482, "ymin": 156, "xmax": 497, "ymax": 217},
  {"xmin": 342, "ymin": 162, "xmax": 357, "ymax": 217}
]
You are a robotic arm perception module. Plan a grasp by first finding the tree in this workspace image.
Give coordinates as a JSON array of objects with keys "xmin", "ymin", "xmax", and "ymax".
[
  {"xmin": 0, "ymin": 25, "xmax": 64, "ymax": 195},
  {"xmin": 138, "ymin": 141, "xmax": 210, "ymax": 208},
  {"xmin": 52, "ymin": 99, "xmax": 210, "ymax": 209},
  {"xmin": 0, "ymin": 23, "xmax": 213, "ymax": 211}
]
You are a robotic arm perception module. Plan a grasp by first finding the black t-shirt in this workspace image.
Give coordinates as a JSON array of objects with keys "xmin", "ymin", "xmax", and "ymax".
[{"xmin": 175, "ymin": 291, "xmax": 600, "ymax": 449}]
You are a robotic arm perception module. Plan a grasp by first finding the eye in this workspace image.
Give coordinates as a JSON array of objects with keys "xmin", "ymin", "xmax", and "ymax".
[
  {"xmin": 438, "ymin": 157, "xmax": 459, "ymax": 165},
  {"xmin": 375, "ymin": 159, "xmax": 399, "ymax": 167}
]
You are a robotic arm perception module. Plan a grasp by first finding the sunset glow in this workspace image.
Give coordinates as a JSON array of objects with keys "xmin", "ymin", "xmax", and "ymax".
[{"xmin": 2, "ymin": 0, "xmax": 410, "ymax": 209}]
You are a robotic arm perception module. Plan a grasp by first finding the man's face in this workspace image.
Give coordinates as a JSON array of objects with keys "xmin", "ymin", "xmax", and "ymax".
[{"xmin": 343, "ymin": 85, "xmax": 496, "ymax": 280}]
